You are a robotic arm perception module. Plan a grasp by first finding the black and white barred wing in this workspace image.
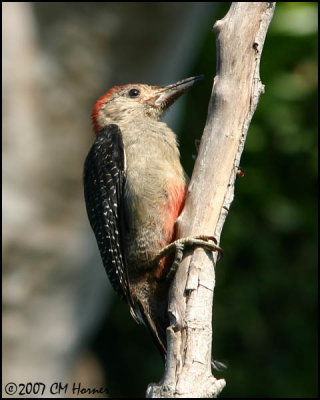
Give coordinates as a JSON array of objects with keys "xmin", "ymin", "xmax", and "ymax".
[{"xmin": 83, "ymin": 124, "xmax": 132, "ymax": 309}]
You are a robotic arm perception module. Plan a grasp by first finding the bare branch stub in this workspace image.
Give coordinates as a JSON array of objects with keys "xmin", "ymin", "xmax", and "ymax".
[{"xmin": 147, "ymin": 2, "xmax": 276, "ymax": 398}]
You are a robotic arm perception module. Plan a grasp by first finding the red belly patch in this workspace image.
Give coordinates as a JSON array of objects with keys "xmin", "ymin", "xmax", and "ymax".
[{"xmin": 153, "ymin": 181, "xmax": 187, "ymax": 279}]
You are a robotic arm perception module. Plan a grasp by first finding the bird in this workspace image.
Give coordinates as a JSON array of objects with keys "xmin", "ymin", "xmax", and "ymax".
[{"xmin": 83, "ymin": 76, "xmax": 222, "ymax": 360}]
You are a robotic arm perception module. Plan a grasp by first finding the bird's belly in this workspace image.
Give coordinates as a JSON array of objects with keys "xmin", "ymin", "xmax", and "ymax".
[{"xmin": 124, "ymin": 172, "xmax": 186, "ymax": 276}]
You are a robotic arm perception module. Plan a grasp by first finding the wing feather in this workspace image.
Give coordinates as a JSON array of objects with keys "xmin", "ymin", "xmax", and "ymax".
[{"xmin": 83, "ymin": 124, "xmax": 132, "ymax": 308}]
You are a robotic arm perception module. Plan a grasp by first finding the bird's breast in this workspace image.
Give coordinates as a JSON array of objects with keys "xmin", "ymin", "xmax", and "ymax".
[{"xmin": 122, "ymin": 132, "xmax": 187, "ymax": 275}]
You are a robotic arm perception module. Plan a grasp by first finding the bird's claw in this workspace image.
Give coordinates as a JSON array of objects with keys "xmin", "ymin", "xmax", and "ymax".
[{"xmin": 152, "ymin": 235, "xmax": 223, "ymax": 282}]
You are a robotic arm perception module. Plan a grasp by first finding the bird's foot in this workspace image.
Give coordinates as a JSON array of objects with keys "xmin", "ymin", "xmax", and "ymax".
[{"xmin": 153, "ymin": 235, "xmax": 223, "ymax": 282}]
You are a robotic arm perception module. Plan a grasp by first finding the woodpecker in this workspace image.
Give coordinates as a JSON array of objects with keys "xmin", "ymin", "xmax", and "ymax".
[{"xmin": 83, "ymin": 76, "xmax": 222, "ymax": 359}]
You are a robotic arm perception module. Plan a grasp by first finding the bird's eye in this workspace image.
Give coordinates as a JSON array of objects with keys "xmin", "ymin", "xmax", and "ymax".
[{"xmin": 128, "ymin": 88, "xmax": 140, "ymax": 98}]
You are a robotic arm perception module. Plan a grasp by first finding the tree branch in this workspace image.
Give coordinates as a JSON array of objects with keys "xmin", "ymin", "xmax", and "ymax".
[{"xmin": 147, "ymin": 2, "xmax": 276, "ymax": 397}]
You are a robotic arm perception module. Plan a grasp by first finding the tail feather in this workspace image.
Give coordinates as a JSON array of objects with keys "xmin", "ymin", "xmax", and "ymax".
[{"xmin": 136, "ymin": 299, "xmax": 167, "ymax": 361}]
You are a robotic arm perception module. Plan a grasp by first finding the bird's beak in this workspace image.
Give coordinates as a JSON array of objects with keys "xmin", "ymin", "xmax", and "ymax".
[{"xmin": 150, "ymin": 75, "xmax": 204, "ymax": 110}]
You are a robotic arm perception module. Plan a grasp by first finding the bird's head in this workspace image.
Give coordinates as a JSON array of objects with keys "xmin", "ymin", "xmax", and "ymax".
[{"xmin": 91, "ymin": 75, "xmax": 203, "ymax": 135}]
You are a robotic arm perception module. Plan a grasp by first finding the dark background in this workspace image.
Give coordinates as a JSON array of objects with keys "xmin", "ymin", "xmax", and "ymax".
[{"xmin": 92, "ymin": 3, "xmax": 318, "ymax": 397}]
